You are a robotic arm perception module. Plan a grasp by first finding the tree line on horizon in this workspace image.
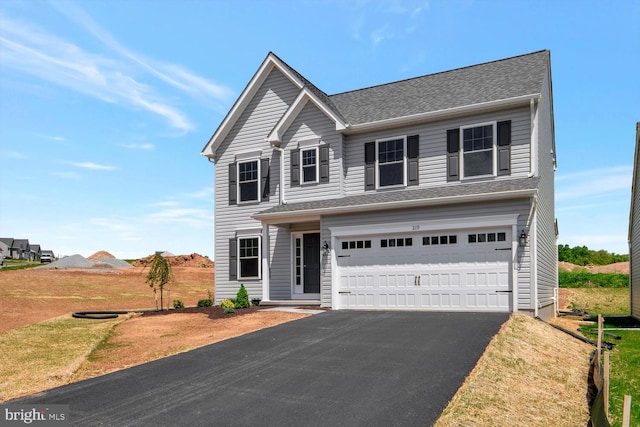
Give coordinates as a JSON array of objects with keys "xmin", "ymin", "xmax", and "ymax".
[{"xmin": 558, "ymin": 244, "xmax": 629, "ymax": 266}]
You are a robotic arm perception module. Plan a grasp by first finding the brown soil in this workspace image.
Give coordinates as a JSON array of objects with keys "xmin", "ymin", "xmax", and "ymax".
[
  {"xmin": 73, "ymin": 308, "xmax": 308, "ymax": 380},
  {"xmin": 87, "ymin": 250, "xmax": 116, "ymax": 260},
  {"xmin": 558, "ymin": 261, "xmax": 629, "ymax": 274},
  {"xmin": 0, "ymin": 266, "xmax": 215, "ymax": 333},
  {"xmin": 133, "ymin": 253, "xmax": 214, "ymax": 268},
  {"xmin": 0, "ymin": 266, "xmax": 309, "ymax": 388}
]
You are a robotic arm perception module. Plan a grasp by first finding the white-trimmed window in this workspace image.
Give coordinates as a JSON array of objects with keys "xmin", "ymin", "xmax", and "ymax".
[
  {"xmin": 238, "ymin": 237, "xmax": 260, "ymax": 279},
  {"xmin": 447, "ymin": 121, "xmax": 510, "ymax": 181},
  {"xmin": 301, "ymin": 147, "xmax": 318, "ymax": 184},
  {"xmin": 229, "ymin": 152, "xmax": 269, "ymax": 205},
  {"xmin": 238, "ymin": 160, "xmax": 259, "ymax": 202},
  {"xmin": 377, "ymin": 136, "xmax": 406, "ymax": 187},
  {"xmin": 462, "ymin": 122, "xmax": 495, "ymax": 178},
  {"xmin": 364, "ymin": 135, "xmax": 419, "ymax": 190}
]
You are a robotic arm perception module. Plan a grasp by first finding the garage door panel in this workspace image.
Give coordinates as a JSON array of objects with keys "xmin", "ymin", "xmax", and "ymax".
[{"xmin": 337, "ymin": 228, "xmax": 512, "ymax": 311}]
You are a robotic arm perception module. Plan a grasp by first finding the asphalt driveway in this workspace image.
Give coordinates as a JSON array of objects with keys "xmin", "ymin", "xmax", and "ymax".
[{"xmin": 10, "ymin": 311, "xmax": 508, "ymax": 426}]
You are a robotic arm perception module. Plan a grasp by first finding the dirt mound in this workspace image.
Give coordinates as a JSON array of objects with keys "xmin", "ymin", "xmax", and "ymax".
[
  {"xmin": 88, "ymin": 250, "xmax": 116, "ymax": 260},
  {"xmin": 133, "ymin": 253, "xmax": 214, "ymax": 268},
  {"xmin": 39, "ymin": 254, "xmax": 95, "ymax": 269},
  {"xmin": 558, "ymin": 261, "xmax": 629, "ymax": 274}
]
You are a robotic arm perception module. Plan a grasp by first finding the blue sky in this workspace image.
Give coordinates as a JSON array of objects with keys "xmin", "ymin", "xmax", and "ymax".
[{"xmin": 1, "ymin": 0, "xmax": 638, "ymax": 259}]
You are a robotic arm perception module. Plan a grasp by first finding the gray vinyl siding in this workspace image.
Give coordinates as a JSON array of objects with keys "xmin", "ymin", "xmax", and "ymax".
[
  {"xmin": 214, "ymin": 68, "xmax": 299, "ymax": 303},
  {"xmin": 269, "ymin": 224, "xmax": 291, "ymax": 300},
  {"xmin": 631, "ymin": 124, "xmax": 640, "ymax": 320},
  {"xmin": 282, "ymin": 102, "xmax": 343, "ymax": 203},
  {"xmin": 343, "ymin": 107, "xmax": 531, "ymax": 196},
  {"xmin": 534, "ymin": 70, "xmax": 558, "ymax": 318},
  {"xmin": 320, "ymin": 199, "xmax": 533, "ymax": 309}
]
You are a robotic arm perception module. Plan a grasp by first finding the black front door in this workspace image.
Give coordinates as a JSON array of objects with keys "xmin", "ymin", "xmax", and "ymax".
[{"xmin": 303, "ymin": 233, "xmax": 321, "ymax": 293}]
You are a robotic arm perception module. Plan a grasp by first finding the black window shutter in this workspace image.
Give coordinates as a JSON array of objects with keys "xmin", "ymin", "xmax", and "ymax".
[
  {"xmin": 319, "ymin": 145, "xmax": 330, "ymax": 183},
  {"xmin": 260, "ymin": 158, "xmax": 270, "ymax": 201},
  {"xmin": 229, "ymin": 238, "xmax": 237, "ymax": 281},
  {"xmin": 446, "ymin": 129, "xmax": 460, "ymax": 181},
  {"xmin": 228, "ymin": 163, "xmax": 237, "ymax": 205},
  {"xmin": 407, "ymin": 135, "xmax": 419, "ymax": 186},
  {"xmin": 364, "ymin": 142, "xmax": 375, "ymax": 190},
  {"xmin": 497, "ymin": 120, "xmax": 511, "ymax": 176},
  {"xmin": 290, "ymin": 149, "xmax": 300, "ymax": 186}
]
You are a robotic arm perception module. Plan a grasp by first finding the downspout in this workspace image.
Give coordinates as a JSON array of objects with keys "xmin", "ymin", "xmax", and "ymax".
[
  {"xmin": 529, "ymin": 195, "xmax": 539, "ymax": 318},
  {"xmin": 270, "ymin": 142, "xmax": 286, "ymax": 205},
  {"xmin": 529, "ymin": 97, "xmax": 538, "ymax": 178}
]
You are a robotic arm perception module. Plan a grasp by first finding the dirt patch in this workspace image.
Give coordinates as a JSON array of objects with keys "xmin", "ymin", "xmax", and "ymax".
[
  {"xmin": 0, "ymin": 267, "xmax": 312, "ymax": 401},
  {"xmin": 436, "ymin": 313, "xmax": 592, "ymax": 427},
  {"xmin": 73, "ymin": 309, "xmax": 308, "ymax": 381},
  {"xmin": 559, "ymin": 261, "xmax": 629, "ymax": 274},
  {"xmin": 0, "ymin": 267, "xmax": 214, "ymax": 333},
  {"xmin": 87, "ymin": 250, "xmax": 115, "ymax": 260},
  {"xmin": 133, "ymin": 253, "xmax": 214, "ymax": 268}
]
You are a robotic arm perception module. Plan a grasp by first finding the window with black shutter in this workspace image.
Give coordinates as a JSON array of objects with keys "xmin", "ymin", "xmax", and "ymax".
[{"xmin": 364, "ymin": 135, "xmax": 419, "ymax": 190}]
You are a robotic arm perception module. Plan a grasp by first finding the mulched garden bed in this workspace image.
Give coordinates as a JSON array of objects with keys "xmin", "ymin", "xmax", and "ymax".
[{"xmin": 141, "ymin": 305, "xmax": 265, "ymax": 320}]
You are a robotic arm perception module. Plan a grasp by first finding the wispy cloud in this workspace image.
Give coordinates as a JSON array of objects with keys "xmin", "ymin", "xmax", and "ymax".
[
  {"xmin": 152, "ymin": 201, "xmax": 180, "ymax": 207},
  {"xmin": 556, "ymin": 165, "xmax": 632, "ymax": 201},
  {"xmin": 70, "ymin": 161, "xmax": 117, "ymax": 171},
  {"xmin": 44, "ymin": 135, "xmax": 66, "ymax": 142},
  {"xmin": 185, "ymin": 188, "xmax": 214, "ymax": 199},
  {"xmin": 121, "ymin": 143, "xmax": 154, "ymax": 150},
  {"xmin": 52, "ymin": 171, "xmax": 81, "ymax": 180},
  {"xmin": 90, "ymin": 218, "xmax": 131, "ymax": 232},
  {"xmin": 348, "ymin": 0, "xmax": 429, "ymax": 46},
  {"xmin": 1, "ymin": 150, "xmax": 27, "ymax": 159},
  {"xmin": 1, "ymin": 3, "xmax": 234, "ymax": 132},
  {"xmin": 145, "ymin": 208, "xmax": 210, "ymax": 228}
]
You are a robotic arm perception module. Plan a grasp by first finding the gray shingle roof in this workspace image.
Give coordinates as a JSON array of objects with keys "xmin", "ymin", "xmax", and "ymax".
[
  {"xmin": 269, "ymin": 52, "xmax": 347, "ymax": 124},
  {"xmin": 255, "ymin": 177, "xmax": 539, "ymax": 219},
  {"xmin": 329, "ymin": 50, "xmax": 549, "ymax": 125}
]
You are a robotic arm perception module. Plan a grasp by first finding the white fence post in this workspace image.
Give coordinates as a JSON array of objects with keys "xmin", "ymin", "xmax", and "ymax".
[{"xmin": 622, "ymin": 395, "xmax": 632, "ymax": 427}]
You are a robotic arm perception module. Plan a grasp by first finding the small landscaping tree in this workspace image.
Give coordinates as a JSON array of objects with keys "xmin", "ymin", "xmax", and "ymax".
[
  {"xmin": 235, "ymin": 284, "xmax": 250, "ymax": 309},
  {"xmin": 145, "ymin": 253, "xmax": 174, "ymax": 310}
]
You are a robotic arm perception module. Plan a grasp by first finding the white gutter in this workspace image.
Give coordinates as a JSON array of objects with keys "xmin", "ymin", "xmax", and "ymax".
[
  {"xmin": 269, "ymin": 142, "xmax": 286, "ymax": 205},
  {"xmin": 254, "ymin": 187, "xmax": 537, "ymax": 223},
  {"xmin": 344, "ymin": 94, "xmax": 540, "ymax": 134}
]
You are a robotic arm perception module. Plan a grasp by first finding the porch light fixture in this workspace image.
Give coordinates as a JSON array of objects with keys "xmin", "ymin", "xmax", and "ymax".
[
  {"xmin": 322, "ymin": 241, "xmax": 330, "ymax": 255},
  {"xmin": 518, "ymin": 230, "xmax": 528, "ymax": 248}
]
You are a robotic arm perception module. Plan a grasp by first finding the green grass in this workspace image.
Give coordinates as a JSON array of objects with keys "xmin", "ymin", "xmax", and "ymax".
[
  {"xmin": 567, "ymin": 285, "xmax": 638, "ymax": 427},
  {"xmin": 566, "ymin": 288, "xmax": 630, "ymax": 315},
  {"xmin": 607, "ymin": 327, "xmax": 640, "ymax": 427},
  {"xmin": 0, "ymin": 259, "xmax": 42, "ymax": 271},
  {"xmin": 559, "ymin": 271, "xmax": 629, "ymax": 288}
]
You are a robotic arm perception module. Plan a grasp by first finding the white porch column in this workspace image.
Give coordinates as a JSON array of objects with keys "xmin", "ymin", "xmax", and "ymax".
[{"xmin": 261, "ymin": 223, "xmax": 270, "ymax": 302}]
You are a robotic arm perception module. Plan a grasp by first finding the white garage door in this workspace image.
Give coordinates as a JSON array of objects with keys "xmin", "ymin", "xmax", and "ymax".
[{"xmin": 337, "ymin": 228, "xmax": 512, "ymax": 311}]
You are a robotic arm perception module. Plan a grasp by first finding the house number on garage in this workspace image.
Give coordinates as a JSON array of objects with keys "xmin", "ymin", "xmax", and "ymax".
[{"xmin": 412, "ymin": 225, "xmax": 420, "ymax": 231}]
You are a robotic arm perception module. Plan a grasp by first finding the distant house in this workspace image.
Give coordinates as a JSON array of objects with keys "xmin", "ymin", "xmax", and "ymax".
[
  {"xmin": 29, "ymin": 244, "xmax": 41, "ymax": 261},
  {"xmin": 0, "ymin": 238, "xmax": 12, "ymax": 259},
  {"xmin": 10, "ymin": 239, "xmax": 30, "ymax": 260},
  {"xmin": 629, "ymin": 122, "xmax": 640, "ymax": 320},
  {"xmin": 202, "ymin": 50, "xmax": 558, "ymax": 320}
]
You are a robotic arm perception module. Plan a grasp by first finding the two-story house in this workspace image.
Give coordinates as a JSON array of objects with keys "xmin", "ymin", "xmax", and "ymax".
[{"xmin": 202, "ymin": 50, "xmax": 558, "ymax": 320}]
